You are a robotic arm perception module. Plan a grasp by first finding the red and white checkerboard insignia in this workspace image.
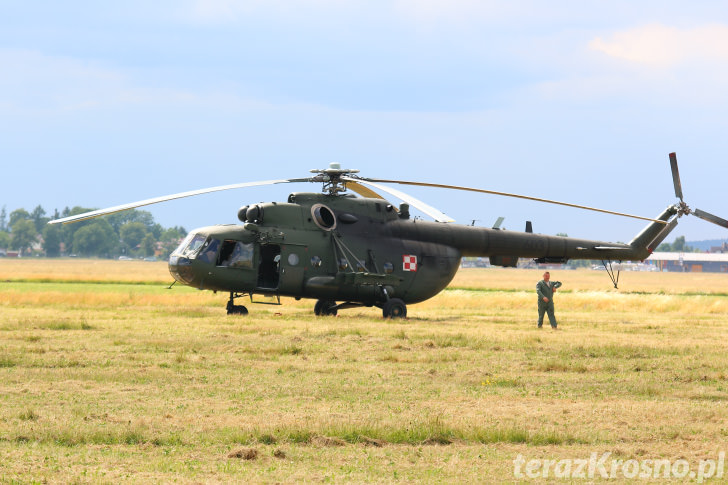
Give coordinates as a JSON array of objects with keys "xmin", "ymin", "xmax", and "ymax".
[{"xmin": 403, "ymin": 254, "xmax": 418, "ymax": 272}]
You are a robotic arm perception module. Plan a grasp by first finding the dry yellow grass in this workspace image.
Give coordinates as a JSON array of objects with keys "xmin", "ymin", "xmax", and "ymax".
[
  {"xmin": 0, "ymin": 257, "xmax": 171, "ymax": 283},
  {"xmin": 452, "ymin": 266, "xmax": 728, "ymax": 294},
  {"xmin": 1, "ymin": 259, "xmax": 728, "ymax": 482}
]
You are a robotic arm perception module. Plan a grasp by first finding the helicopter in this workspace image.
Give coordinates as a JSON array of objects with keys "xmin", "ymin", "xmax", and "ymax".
[{"xmin": 49, "ymin": 152, "xmax": 726, "ymax": 318}]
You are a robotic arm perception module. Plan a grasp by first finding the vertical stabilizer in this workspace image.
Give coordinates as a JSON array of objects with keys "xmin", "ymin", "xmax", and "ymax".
[{"xmin": 629, "ymin": 206, "xmax": 678, "ymax": 252}]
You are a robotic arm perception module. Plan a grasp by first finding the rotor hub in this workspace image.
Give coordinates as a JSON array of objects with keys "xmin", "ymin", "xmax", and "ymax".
[
  {"xmin": 310, "ymin": 163, "xmax": 360, "ymax": 195},
  {"xmin": 676, "ymin": 201, "xmax": 691, "ymax": 217}
]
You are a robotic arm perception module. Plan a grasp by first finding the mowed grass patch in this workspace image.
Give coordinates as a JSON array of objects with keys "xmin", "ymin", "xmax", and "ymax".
[{"xmin": 1, "ymin": 260, "xmax": 728, "ymax": 481}]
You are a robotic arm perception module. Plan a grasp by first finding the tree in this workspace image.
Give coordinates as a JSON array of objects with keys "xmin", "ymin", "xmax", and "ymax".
[
  {"xmin": 141, "ymin": 233, "xmax": 157, "ymax": 257},
  {"xmin": 107, "ymin": 210, "xmax": 155, "ymax": 233},
  {"xmin": 10, "ymin": 219, "xmax": 37, "ymax": 255},
  {"xmin": 30, "ymin": 205, "xmax": 49, "ymax": 232},
  {"xmin": 9, "ymin": 208, "xmax": 30, "ymax": 229},
  {"xmin": 672, "ymin": 236, "xmax": 688, "ymax": 252},
  {"xmin": 150, "ymin": 223, "xmax": 163, "ymax": 240},
  {"xmin": 0, "ymin": 231, "xmax": 9, "ymax": 249},
  {"xmin": 59, "ymin": 207, "xmax": 97, "ymax": 252},
  {"xmin": 42, "ymin": 224, "xmax": 62, "ymax": 257},
  {"xmin": 0, "ymin": 206, "xmax": 6, "ymax": 232},
  {"xmin": 657, "ymin": 236, "xmax": 693, "ymax": 252},
  {"xmin": 72, "ymin": 220, "xmax": 116, "ymax": 257},
  {"xmin": 159, "ymin": 226, "xmax": 187, "ymax": 258},
  {"xmin": 120, "ymin": 222, "xmax": 147, "ymax": 251}
]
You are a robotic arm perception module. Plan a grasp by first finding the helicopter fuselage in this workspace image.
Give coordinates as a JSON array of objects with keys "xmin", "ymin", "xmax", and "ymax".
[
  {"xmin": 168, "ymin": 192, "xmax": 674, "ymax": 309},
  {"xmin": 169, "ymin": 193, "xmax": 461, "ymax": 305}
]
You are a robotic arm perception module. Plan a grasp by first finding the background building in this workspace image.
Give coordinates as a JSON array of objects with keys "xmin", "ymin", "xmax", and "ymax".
[{"xmin": 647, "ymin": 252, "xmax": 728, "ymax": 273}]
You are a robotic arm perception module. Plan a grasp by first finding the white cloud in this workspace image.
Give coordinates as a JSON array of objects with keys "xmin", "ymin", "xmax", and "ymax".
[
  {"xmin": 0, "ymin": 49, "xmax": 268, "ymax": 115},
  {"xmin": 185, "ymin": 0, "xmax": 353, "ymax": 23},
  {"xmin": 0, "ymin": 49, "xmax": 129, "ymax": 112},
  {"xmin": 187, "ymin": 0, "xmax": 258, "ymax": 22},
  {"xmin": 589, "ymin": 23, "xmax": 728, "ymax": 67},
  {"xmin": 505, "ymin": 22, "xmax": 728, "ymax": 108},
  {"xmin": 392, "ymin": 0, "xmax": 509, "ymax": 24},
  {"xmin": 184, "ymin": 0, "xmax": 540, "ymax": 28}
]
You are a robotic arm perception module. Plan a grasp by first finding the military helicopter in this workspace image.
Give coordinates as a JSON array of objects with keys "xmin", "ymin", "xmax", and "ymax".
[{"xmin": 49, "ymin": 152, "xmax": 726, "ymax": 318}]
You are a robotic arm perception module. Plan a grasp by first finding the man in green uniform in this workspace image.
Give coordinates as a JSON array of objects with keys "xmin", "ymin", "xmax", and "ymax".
[{"xmin": 536, "ymin": 271, "xmax": 562, "ymax": 329}]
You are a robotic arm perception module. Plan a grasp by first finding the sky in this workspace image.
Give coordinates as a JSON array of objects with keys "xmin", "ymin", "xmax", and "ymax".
[{"xmin": 1, "ymin": 0, "xmax": 727, "ymax": 244}]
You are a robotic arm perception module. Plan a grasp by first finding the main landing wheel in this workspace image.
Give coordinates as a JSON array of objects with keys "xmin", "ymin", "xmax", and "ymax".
[
  {"xmin": 314, "ymin": 299, "xmax": 338, "ymax": 316},
  {"xmin": 382, "ymin": 298, "xmax": 407, "ymax": 319},
  {"xmin": 227, "ymin": 304, "xmax": 249, "ymax": 315}
]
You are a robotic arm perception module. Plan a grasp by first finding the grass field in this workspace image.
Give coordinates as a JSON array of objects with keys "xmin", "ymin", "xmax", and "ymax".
[{"xmin": 2, "ymin": 259, "xmax": 728, "ymax": 482}]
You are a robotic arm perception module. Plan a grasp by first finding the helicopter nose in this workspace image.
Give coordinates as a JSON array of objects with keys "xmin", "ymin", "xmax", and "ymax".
[{"xmin": 168, "ymin": 255, "xmax": 194, "ymax": 284}]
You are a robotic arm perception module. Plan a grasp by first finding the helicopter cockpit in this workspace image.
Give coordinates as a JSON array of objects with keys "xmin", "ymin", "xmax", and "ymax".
[{"xmin": 169, "ymin": 230, "xmax": 260, "ymax": 288}]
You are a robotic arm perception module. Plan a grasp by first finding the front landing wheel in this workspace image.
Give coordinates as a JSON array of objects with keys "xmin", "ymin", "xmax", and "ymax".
[{"xmin": 382, "ymin": 298, "xmax": 407, "ymax": 319}]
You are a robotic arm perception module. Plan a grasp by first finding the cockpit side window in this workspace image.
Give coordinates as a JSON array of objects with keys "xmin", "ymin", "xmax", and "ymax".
[
  {"xmin": 175, "ymin": 233, "xmax": 207, "ymax": 259},
  {"xmin": 218, "ymin": 240, "xmax": 254, "ymax": 269},
  {"xmin": 172, "ymin": 233, "xmax": 194, "ymax": 256}
]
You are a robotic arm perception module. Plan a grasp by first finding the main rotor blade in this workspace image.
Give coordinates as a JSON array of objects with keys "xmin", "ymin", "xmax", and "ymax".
[
  {"xmin": 359, "ymin": 178, "xmax": 667, "ymax": 224},
  {"xmin": 49, "ymin": 178, "xmax": 310, "ymax": 225},
  {"xmin": 343, "ymin": 177, "xmax": 455, "ymax": 222},
  {"xmin": 694, "ymin": 208, "xmax": 728, "ymax": 229},
  {"xmin": 345, "ymin": 180, "xmax": 388, "ymax": 201},
  {"xmin": 669, "ymin": 152, "xmax": 684, "ymax": 201}
]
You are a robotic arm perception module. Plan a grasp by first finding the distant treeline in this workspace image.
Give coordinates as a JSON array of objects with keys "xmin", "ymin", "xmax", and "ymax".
[
  {"xmin": 655, "ymin": 235, "xmax": 699, "ymax": 253},
  {"xmin": 0, "ymin": 205, "xmax": 186, "ymax": 258}
]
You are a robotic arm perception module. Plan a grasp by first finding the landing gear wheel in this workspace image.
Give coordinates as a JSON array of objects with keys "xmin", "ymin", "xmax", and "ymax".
[
  {"xmin": 226, "ymin": 292, "xmax": 249, "ymax": 316},
  {"xmin": 382, "ymin": 298, "xmax": 407, "ymax": 319},
  {"xmin": 314, "ymin": 299, "xmax": 338, "ymax": 316},
  {"xmin": 227, "ymin": 304, "xmax": 248, "ymax": 315}
]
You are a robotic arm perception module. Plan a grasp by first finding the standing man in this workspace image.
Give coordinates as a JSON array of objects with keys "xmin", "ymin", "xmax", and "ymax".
[{"xmin": 536, "ymin": 271, "xmax": 562, "ymax": 329}]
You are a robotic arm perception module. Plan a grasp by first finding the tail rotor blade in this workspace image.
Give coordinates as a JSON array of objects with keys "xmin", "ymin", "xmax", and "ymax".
[
  {"xmin": 694, "ymin": 208, "xmax": 728, "ymax": 229},
  {"xmin": 669, "ymin": 152, "xmax": 684, "ymax": 201}
]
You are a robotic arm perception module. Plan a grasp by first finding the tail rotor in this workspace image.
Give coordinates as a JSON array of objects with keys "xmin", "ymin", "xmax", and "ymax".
[{"xmin": 669, "ymin": 152, "xmax": 728, "ymax": 228}]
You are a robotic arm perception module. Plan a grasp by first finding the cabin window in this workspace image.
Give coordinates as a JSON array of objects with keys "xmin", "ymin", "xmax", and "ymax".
[
  {"xmin": 218, "ymin": 240, "xmax": 254, "ymax": 269},
  {"xmin": 198, "ymin": 238, "xmax": 220, "ymax": 264}
]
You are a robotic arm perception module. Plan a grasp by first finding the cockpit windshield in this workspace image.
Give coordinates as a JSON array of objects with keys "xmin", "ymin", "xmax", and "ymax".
[{"xmin": 172, "ymin": 233, "xmax": 207, "ymax": 259}]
